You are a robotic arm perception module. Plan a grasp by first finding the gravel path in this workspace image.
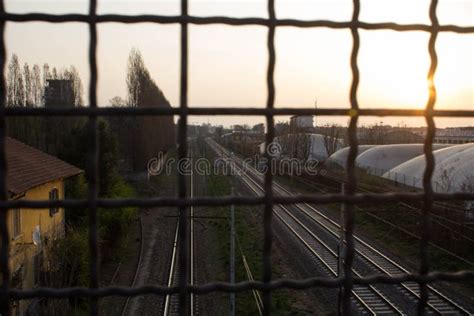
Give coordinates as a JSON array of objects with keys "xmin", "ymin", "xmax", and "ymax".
[
  {"xmin": 124, "ymin": 206, "xmax": 177, "ymax": 315},
  {"xmin": 100, "ymin": 215, "xmax": 141, "ymax": 315}
]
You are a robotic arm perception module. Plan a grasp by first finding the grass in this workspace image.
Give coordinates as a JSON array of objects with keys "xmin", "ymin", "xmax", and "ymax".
[
  {"xmin": 276, "ymin": 171, "xmax": 474, "ymax": 272},
  {"xmin": 275, "ymin": 170, "xmax": 474, "ymax": 305},
  {"xmin": 202, "ymin": 139, "xmax": 298, "ymax": 314}
]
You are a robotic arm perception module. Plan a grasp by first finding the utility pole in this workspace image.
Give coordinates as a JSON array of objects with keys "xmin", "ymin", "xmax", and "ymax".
[
  {"xmin": 338, "ymin": 182, "xmax": 345, "ymax": 316},
  {"xmin": 230, "ymin": 187, "xmax": 236, "ymax": 316}
]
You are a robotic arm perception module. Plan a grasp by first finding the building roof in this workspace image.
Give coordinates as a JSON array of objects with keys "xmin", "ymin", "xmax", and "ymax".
[
  {"xmin": 356, "ymin": 143, "xmax": 450, "ymax": 175},
  {"xmin": 6, "ymin": 137, "xmax": 83, "ymax": 196},
  {"xmin": 327, "ymin": 145, "xmax": 376, "ymax": 167},
  {"xmin": 436, "ymin": 128, "xmax": 474, "ymax": 137},
  {"xmin": 383, "ymin": 143, "xmax": 474, "ymax": 192}
]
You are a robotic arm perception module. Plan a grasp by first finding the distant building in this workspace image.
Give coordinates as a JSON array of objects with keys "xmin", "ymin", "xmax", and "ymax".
[
  {"xmin": 358, "ymin": 125, "xmax": 423, "ymax": 145},
  {"xmin": 187, "ymin": 124, "xmax": 199, "ymax": 138},
  {"xmin": 275, "ymin": 122, "xmax": 289, "ymax": 136},
  {"xmin": 252, "ymin": 123, "xmax": 265, "ymax": 134},
  {"xmin": 197, "ymin": 124, "xmax": 210, "ymax": 137},
  {"xmin": 221, "ymin": 130, "xmax": 264, "ymax": 144},
  {"xmin": 289, "ymin": 115, "xmax": 313, "ymax": 133},
  {"xmin": 5, "ymin": 137, "xmax": 82, "ymax": 314},
  {"xmin": 44, "ymin": 79, "xmax": 74, "ymax": 108},
  {"xmin": 434, "ymin": 128, "xmax": 474, "ymax": 144},
  {"xmin": 233, "ymin": 125, "xmax": 244, "ymax": 132}
]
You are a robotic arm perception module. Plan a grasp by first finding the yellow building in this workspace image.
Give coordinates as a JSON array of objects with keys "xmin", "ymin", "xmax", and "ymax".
[{"xmin": 5, "ymin": 137, "xmax": 82, "ymax": 314}]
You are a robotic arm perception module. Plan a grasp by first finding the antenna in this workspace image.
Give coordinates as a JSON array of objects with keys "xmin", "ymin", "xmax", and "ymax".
[{"xmin": 314, "ymin": 97, "xmax": 318, "ymax": 128}]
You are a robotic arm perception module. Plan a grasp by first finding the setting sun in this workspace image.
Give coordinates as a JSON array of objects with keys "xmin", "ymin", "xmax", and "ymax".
[{"xmin": 2, "ymin": 1, "xmax": 474, "ymax": 315}]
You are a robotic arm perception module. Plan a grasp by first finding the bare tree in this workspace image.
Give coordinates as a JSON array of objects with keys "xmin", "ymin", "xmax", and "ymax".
[
  {"xmin": 109, "ymin": 96, "xmax": 127, "ymax": 107},
  {"xmin": 51, "ymin": 67, "xmax": 58, "ymax": 80},
  {"xmin": 43, "ymin": 63, "xmax": 51, "ymax": 89},
  {"xmin": 438, "ymin": 166, "xmax": 455, "ymax": 192},
  {"xmin": 123, "ymin": 47, "xmax": 175, "ymax": 170},
  {"xmin": 36, "ymin": 227, "xmax": 85, "ymax": 314},
  {"xmin": 63, "ymin": 66, "xmax": 84, "ymax": 106},
  {"xmin": 7, "ymin": 54, "xmax": 25, "ymax": 107},
  {"xmin": 322, "ymin": 123, "xmax": 340, "ymax": 157},
  {"xmin": 23, "ymin": 63, "xmax": 33, "ymax": 107},
  {"xmin": 126, "ymin": 47, "xmax": 145, "ymax": 107},
  {"xmin": 32, "ymin": 64, "xmax": 42, "ymax": 106}
]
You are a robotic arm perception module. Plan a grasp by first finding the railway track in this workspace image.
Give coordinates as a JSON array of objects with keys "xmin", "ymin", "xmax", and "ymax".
[
  {"xmin": 241, "ymin": 174, "xmax": 402, "ymax": 315},
  {"xmin": 122, "ymin": 148, "xmax": 197, "ymax": 316},
  {"xmin": 323, "ymin": 172, "xmax": 471, "ymax": 223},
  {"xmin": 163, "ymin": 220, "xmax": 181, "ymax": 315},
  {"xmin": 163, "ymin": 149, "xmax": 198, "ymax": 315},
  {"xmin": 294, "ymin": 171, "xmax": 474, "ymax": 265},
  {"xmin": 207, "ymin": 138, "xmax": 472, "ymax": 315}
]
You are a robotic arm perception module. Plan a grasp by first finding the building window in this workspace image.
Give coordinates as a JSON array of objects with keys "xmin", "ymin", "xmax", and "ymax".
[
  {"xmin": 49, "ymin": 188, "xmax": 59, "ymax": 216},
  {"xmin": 12, "ymin": 208, "xmax": 21, "ymax": 238}
]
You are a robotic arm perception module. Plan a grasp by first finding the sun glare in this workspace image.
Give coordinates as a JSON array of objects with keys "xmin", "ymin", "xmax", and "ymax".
[{"xmin": 358, "ymin": 30, "xmax": 430, "ymax": 109}]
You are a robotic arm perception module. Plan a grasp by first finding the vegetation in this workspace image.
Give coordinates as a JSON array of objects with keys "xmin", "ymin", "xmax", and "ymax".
[
  {"xmin": 6, "ymin": 54, "xmax": 84, "ymax": 157},
  {"xmin": 36, "ymin": 119, "xmax": 139, "ymax": 312},
  {"xmin": 126, "ymin": 48, "xmax": 169, "ymax": 108},
  {"xmin": 7, "ymin": 52, "xmax": 138, "ymax": 311},
  {"xmin": 7, "ymin": 53, "xmax": 83, "ymax": 108},
  {"xmin": 63, "ymin": 119, "xmax": 138, "ymax": 264},
  {"xmin": 201, "ymin": 138, "xmax": 296, "ymax": 314},
  {"xmin": 107, "ymin": 48, "xmax": 175, "ymax": 171},
  {"xmin": 275, "ymin": 169, "xmax": 474, "ymax": 285}
]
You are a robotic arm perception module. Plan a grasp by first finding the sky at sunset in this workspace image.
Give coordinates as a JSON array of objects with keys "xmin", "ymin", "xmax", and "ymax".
[{"xmin": 5, "ymin": 0, "xmax": 474, "ymax": 128}]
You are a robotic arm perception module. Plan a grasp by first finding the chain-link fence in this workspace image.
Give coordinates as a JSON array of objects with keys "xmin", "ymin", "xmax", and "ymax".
[{"xmin": 1, "ymin": 0, "xmax": 473, "ymax": 315}]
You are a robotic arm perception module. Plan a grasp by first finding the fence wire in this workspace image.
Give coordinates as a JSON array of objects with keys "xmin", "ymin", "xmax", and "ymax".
[{"xmin": 1, "ymin": 0, "xmax": 474, "ymax": 315}]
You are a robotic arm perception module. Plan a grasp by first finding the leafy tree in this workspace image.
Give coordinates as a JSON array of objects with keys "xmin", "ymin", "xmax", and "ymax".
[
  {"xmin": 62, "ymin": 118, "xmax": 137, "ymax": 257},
  {"xmin": 61, "ymin": 118, "xmax": 121, "ymax": 197}
]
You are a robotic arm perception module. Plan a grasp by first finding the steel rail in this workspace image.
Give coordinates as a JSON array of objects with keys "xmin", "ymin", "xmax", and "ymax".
[
  {"xmin": 274, "ymin": 175, "xmax": 473, "ymax": 314},
  {"xmin": 1, "ymin": 1, "xmax": 474, "ymax": 313},
  {"xmin": 238, "ymin": 165, "xmax": 402, "ymax": 315},
  {"xmin": 288, "ymin": 173, "xmax": 474, "ymax": 262},
  {"xmin": 208, "ymin": 138, "xmax": 472, "ymax": 315},
  {"xmin": 210, "ymin": 139, "xmax": 402, "ymax": 314},
  {"xmin": 325, "ymin": 173, "xmax": 471, "ymax": 218},
  {"xmin": 190, "ymin": 150, "xmax": 195, "ymax": 316},
  {"xmin": 271, "ymin": 170, "xmax": 471, "ymax": 314},
  {"xmin": 120, "ymin": 217, "xmax": 145, "ymax": 316},
  {"xmin": 163, "ymin": 221, "xmax": 180, "ymax": 315}
]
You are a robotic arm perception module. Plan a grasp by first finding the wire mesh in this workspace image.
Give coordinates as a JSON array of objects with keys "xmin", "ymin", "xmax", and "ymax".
[{"xmin": 0, "ymin": 0, "xmax": 473, "ymax": 315}]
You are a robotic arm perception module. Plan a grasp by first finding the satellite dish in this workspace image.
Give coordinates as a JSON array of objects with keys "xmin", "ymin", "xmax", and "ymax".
[{"xmin": 32, "ymin": 226, "xmax": 41, "ymax": 246}]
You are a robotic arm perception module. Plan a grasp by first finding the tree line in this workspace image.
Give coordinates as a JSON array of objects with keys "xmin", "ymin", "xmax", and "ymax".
[
  {"xmin": 107, "ymin": 48, "xmax": 175, "ymax": 171},
  {"xmin": 7, "ymin": 53, "xmax": 83, "ymax": 108},
  {"xmin": 6, "ymin": 54, "xmax": 84, "ymax": 154},
  {"xmin": 4, "ymin": 48, "xmax": 175, "ymax": 313}
]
